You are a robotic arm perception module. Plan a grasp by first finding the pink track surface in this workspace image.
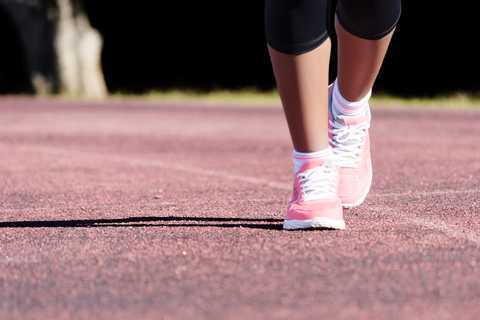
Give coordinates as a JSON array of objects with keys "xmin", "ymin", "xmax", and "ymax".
[{"xmin": 1, "ymin": 99, "xmax": 480, "ymax": 319}]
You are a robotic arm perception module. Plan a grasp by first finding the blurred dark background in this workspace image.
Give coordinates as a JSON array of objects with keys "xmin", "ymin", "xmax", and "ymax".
[{"xmin": 0, "ymin": 1, "xmax": 478, "ymax": 97}]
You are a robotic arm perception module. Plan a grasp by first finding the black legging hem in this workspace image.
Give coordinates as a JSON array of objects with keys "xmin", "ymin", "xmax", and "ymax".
[
  {"xmin": 267, "ymin": 31, "xmax": 329, "ymax": 56},
  {"xmin": 265, "ymin": 0, "xmax": 402, "ymax": 55},
  {"xmin": 335, "ymin": 10, "xmax": 401, "ymax": 41}
]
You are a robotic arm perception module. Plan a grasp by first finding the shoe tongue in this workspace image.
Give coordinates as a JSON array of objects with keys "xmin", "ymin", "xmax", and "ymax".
[
  {"xmin": 297, "ymin": 158, "xmax": 325, "ymax": 174},
  {"xmin": 331, "ymin": 100, "xmax": 370, "ymax": 127},
  {"xmin": 332, "ymin": 106, "xmax": 369, "ymax": 126},
  {"xmin": 341, "ymin": 114, "xmax": 369, "ymax": 126}
]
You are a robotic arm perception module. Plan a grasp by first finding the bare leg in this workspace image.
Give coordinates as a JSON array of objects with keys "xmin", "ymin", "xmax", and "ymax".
[
  {"xmin": 336, "ymin": 17, "xmax": 395, "ymax": 101},
  {"xmin": 268, "ymin": 40, "xmax": 331, "ymax": 153}
]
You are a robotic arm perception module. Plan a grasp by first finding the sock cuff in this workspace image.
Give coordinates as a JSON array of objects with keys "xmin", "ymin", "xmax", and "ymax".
[
  {"xmin": 293, "ymin": 146, "xmax": 333, "ymax": 160},
  {"xmin": 333, "ymin": 79, "xmax": 372, "ymax": 113}
]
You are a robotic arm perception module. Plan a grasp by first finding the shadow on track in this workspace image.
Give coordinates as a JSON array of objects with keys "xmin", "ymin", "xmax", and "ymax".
[{"xmin": 0, "ymin": 216, "xmax": 285, "ymax": 230}]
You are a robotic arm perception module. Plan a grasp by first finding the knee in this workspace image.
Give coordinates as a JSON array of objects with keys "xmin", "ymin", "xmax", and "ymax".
[
  {"xmin": 265, "ymin": 0, "xmax": 330, "ymax": 55},
  {"xmin": 336, "ymin": 0, "xmax": 402, "ymax": 40}
]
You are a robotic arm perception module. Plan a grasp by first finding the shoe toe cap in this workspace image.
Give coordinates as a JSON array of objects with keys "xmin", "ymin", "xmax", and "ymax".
[{"xmin": 286, "ymin": 199, "xmax": 343, "ymax": 221}]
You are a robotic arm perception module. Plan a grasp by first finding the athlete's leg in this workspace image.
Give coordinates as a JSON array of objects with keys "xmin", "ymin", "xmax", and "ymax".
[
  {"xmin": 265, "ymin": 0, "xmax": 344, "ymax": 230},
  {"xmin": 268, "ymin": 44, "xmax": 331, "ymax": 152},
  {"xmin": 265, "ymin": 0, "xmax": 330, "ymax": 153},
  {"xmin": 336, "ymin": 22, "xmax": 394, "ymax": 101},
  {"xmin": 329, "ymin": 0, "xmax": 402, "ymax": 208},
  {"xmin": 336, "ymin": 0, "xmax": 402, "ymax": 100}
]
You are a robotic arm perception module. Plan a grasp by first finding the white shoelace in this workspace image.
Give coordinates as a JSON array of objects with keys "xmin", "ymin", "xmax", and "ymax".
[
  {"xmin": 329, "ymin": 119, "xmax": 369, "ymax": 168},
  {"xmin": 297, "ymin": 160, "xmax": 337, "ymax": 201}
]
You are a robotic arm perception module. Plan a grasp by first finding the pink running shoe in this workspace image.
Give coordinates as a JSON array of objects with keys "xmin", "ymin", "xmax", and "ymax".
[
  {"xmin": 328, "ymin": 89, "xmax": 373, "ymax": 208},
  {"xmin": 283, "ymin": 158, "xmax": 345, "ymax": 230}
]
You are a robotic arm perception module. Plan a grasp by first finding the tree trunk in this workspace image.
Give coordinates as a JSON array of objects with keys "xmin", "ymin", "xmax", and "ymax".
[
  {"xmin": 0, "ymin": 0, "xmax": 107, "ymax": 98},
  {"xmin": 55, "ymin": 0, "xmax": 107, "ymax": 98}
]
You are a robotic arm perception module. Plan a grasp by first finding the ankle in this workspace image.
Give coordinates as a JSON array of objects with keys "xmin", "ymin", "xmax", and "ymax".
[
  {"xmin": 292, "ymin": 147, "xmax": 333, "ymax": 174},
  {"xmin": 332, "ymin": 79, "xmax": 371, "ymax": 116}
]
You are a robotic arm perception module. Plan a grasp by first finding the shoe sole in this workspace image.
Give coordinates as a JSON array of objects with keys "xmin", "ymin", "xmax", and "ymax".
[{"xmin": 283, "ymin": 217, "xmax": 346, "ymax": 230}]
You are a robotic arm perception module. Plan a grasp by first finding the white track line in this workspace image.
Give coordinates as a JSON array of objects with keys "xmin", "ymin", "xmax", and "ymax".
[
  {"xmin": 369, "ymin": 206, "xmax": 480, "ymax": 245},
  {"xmin": 8, "ymin": 143, "xmax": 480, "ymax": 199},
  {"xmin": 408, "ymin": 216, "xmax": 480, "ymax": 245},
  {"xmin": 5, "ymin": 144, "xmax": 292, "ymax": 190},
  {"xmin": 371, "ymin": 189, "xmax": 480, "ymax": 199},
  {"xmin": 4, "ymin": 144, "xmax": 480, "ymax": 244}
]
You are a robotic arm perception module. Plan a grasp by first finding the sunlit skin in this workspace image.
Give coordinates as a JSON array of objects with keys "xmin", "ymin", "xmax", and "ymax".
[
  {"xmin": 268, "ymin": 40, "xmax": 331, "ymax": 153},
  {"xmin": 268, "ymin": 22, "xmax": 395, "ymax": 153},
  {"xmin": 336, "ymin": 17, "xmax": 395, "ymax": 101}
]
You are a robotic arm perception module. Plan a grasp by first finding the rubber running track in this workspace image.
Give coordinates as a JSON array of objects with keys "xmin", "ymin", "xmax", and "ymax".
[{"xmin": 1, "ymin": 99, "xmax": 479, "ymax": 319}]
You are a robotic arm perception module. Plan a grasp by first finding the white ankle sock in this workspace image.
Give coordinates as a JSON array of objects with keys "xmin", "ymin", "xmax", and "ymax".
[
  {"xmin": 292, "ymin": 147, "xmax": 333, "ymax": 174},
  {"xmin": 332, "ymin": 80, "xmax": 371, "ymax": 117}
]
